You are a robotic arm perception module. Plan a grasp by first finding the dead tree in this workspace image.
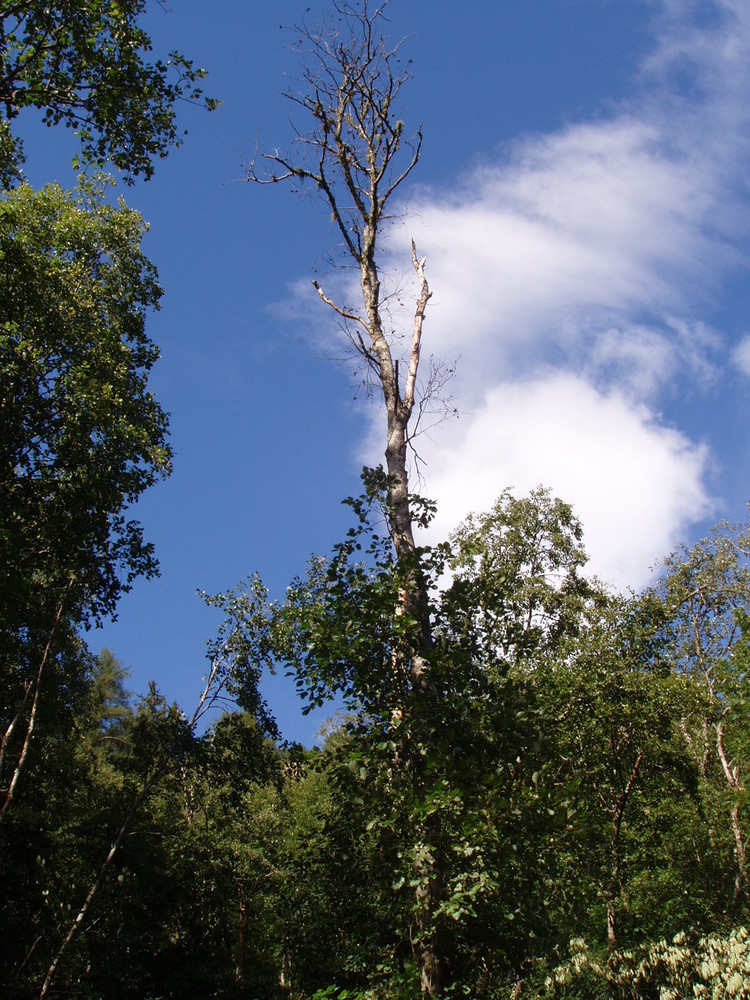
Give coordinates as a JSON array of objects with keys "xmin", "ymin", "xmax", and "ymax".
[{"xmin": 249, "ymin": 1, "xmax": 446, "ymax": 992}]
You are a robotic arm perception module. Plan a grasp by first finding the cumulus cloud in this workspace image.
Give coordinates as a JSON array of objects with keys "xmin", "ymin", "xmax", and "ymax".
[
  {"xmin": 419, "ymin": 374, "xmax": 713, "ymax": 591},
  {"xmin": 400, "ymin": 118, "xmax": 715, "ymax": 364}
]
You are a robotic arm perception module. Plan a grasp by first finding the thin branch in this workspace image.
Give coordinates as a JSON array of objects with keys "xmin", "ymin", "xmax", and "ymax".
[{"xmin": 312, "ymin": 280, "xmax": 368, "ymax": 330}]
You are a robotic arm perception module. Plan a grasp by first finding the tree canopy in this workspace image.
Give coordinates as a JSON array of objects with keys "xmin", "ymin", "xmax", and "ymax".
[{"xmin": 0, "ymin": 0, "xmax": 218, "ymax": 181}]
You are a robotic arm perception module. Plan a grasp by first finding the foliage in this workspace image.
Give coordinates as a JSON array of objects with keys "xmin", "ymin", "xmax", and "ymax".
[
  {"xmin": 4, "ymin": 4, "xmax": 750, "ymax": 994},
  {"xmin": 652, "ymin": 518, "xmax": 750, "ymax": 912},
  {"xmin": 4, "ymin": 482, "xmax": 750, "ymax": 998},
  {"xmin": 0, "ymin": 174, "xmax": 170, "ymax": 629},
  {"xmin": 444, "ymin": 487, "xmax": 594, "ymax": 671},
  {"xmin": 0, "ymin": 0, "xmax": 218, "ymax": 182},
  {"xmin": 234, "ymin": 479, "xmax": 616, "ymax": 995},
  {"xmin": 0, "ymin": 175, "xmax": 171, "ymax": 824},
  {"xmin": 199, "ymin": 577, "xmax": 281, "ymax": 739},
  {"xmin": 546, "ymin": 927, "xmax": 750, "ymax": 999}
]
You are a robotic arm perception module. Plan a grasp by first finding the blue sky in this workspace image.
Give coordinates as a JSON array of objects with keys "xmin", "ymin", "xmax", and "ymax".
[{"xmin": 15, "ymin": 0, "xmax": 750, "ymax": 744}]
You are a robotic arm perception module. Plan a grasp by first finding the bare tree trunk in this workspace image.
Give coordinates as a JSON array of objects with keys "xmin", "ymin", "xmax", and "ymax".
[
  {"xmin": 359, "ymin": 230, "xmax": 444, "ymax": 1000},
  {"xmin": 250, "ymin": 4, "xmax": 448, "ymax": 991},
  {"xmin": 688, "ymin": 595, "xmax": 748, "ymax": 906},
  {"xmin": 715, "ymin": 718, "xmax": 747, "ymax": 902}
]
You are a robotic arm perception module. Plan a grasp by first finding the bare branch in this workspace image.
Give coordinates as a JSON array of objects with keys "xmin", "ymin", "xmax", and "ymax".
[
  {"xmin": 402, "ymin": 240, "xmax": 432, "ymax": 414},
  {"xmin": 311, "ymin": 279, "xmax": 366, "ymax": 324}
]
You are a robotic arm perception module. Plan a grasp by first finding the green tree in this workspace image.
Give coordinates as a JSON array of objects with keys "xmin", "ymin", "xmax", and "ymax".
[
  {"xmin": 0, "ymin": 6, "xmax": 223, "ymax": 994},
  {"xmin": 233, "ymin": 483, "xmax": 599, "ymax": 997},
  {"xmin": 443, "ymin": 487, "xmax": 594, "ymax": 672},
  {"xmin": 434, "ymin": 487, "xmax": 598, "ymax": 993},
  {"xmin": 0, "ymin": 175, "xmax": 170, "ymax": 827},
  {"xmin": 534, "ymin": 597, "xmax": 709, "ymax": 957},
  {"xmin": 654, "ymin": 518, "xmax": 750, "ymax": 913},
  {"xmin": 0, "ymin": 639, "xmax": 103, "ymax": 994},
  {"xmin": 0, "ymin": 0, "xmax": 217, "ymax": 183},
  {"xmin": 30, "ymin": 582, "xmax": 278, "ymax": 998}
]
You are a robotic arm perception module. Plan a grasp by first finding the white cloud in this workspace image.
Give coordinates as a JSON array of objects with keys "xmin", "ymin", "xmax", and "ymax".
[
  {"xmin": 420, "ymin": 374, "xmax": 713, "ymax": 591},
  {"xmin": 386, "ymin": 119, "xmax": 715, "ymax": 376},
  {"xmin": 574, "ymin": 317, "xmax": 722, "ymax": 401},
  {"xmin": 584, "ymin": 323, "xmax": 678, "ymax": 400},
  {"xmin": 386, "ymin": 103, "xmax": 740, "ymax": 396},
  {"xmin": 732, "ymin": 334, "xmax": 750, "ymax": 377}
]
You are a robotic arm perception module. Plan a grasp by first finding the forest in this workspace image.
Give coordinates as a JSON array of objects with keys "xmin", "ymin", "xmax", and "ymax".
[{"xmin": 1, "ymin": 1, "xmax": 749, "ymax": 998}]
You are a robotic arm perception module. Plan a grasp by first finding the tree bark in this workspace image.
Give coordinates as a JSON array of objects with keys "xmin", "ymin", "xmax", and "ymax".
[{"xmin": 250, "ymin": 5, "xmax": 448, "ymax": 989}]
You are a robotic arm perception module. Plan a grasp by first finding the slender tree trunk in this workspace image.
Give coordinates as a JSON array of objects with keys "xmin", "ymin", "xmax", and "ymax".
[
  {"xmin": 0, "ymin": 580, "xmax": 72, "ymax": 830},
  {"xmin": 688, "ymin": 599, "xmax": 748, "ymax": 904},
  {"xmin": 715, "ymin": 718, "xmax": 747, "ymax": 903},
  {"xmin": 363, "ymin": 247, "xmax": 446, "ymax": 996},
  {"xmin": 39, "ymin": 765, "xmax": 167, "ymax": 999}
]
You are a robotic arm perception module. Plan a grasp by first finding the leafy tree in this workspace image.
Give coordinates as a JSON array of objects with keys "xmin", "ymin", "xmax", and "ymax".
[
  {"xmin": 0, "ymin": 0, "xmax": 218, "ymax": 182},
  {"xmin": 533, "ymin": 596, "xmax": 709, "ymax": 956},
  {"xmin": 443, "ymin": 486, "xmax": 595, "ymax": 672},
  {"xmin": 37, "ymin": 682, "xmax": 194, "ymax": 999},
  {"xmin": 31, "ymin": 584, "xmax": 279, "ymax": 998},
  {"xmin": 0, "ymin": 639, "xmax": 102, "ymax": 994},
  {"xmin": 0, "ymin": 649, "xmax": 178, "ymax": 997},
  {"xmin": 0, "ymin": 175, "xmax": 170, "ymax": 826},
  {"xmin": 226, "ymin": 482, "xmax": 605, "ymax": 997},
  {"xmin": 0, "ymin": 0, "xmax": 216, "ymax": 839},
  {"xmin": 243, "ymin": 0, "xmax": 750, "ymax": 983},
  {"xmin": 434, "ymin": 488, "xmax": 600, "ymax": 991},
  {"xmin": 506, "ymin": 521, "xmax": 750, "ymax": 999},
  {"xmin": 0, "ymin": 5, "xmax": 229, "ymax": 995},
  {"xmin": 654, "ymin": 518, "xmax": 750, "ymax": 912}
]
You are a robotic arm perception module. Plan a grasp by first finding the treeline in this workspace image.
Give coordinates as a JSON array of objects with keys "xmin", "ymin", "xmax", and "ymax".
[{"xmin": 2, "ymin": 482, "xmax": 750, "ymax": 998}]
